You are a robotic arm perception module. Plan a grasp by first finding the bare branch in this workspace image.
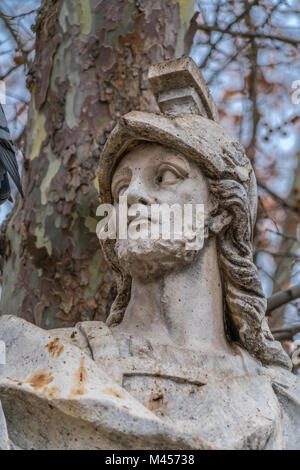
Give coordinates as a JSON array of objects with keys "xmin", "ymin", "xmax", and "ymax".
[
  {"xmin": 0, "ymin": 64, "xmax": 19, "ymax": 81},
  {"xmin": 258, "ymin": 181, "xmax": 300, "ymax": 216},
  {"xmin": 199, "ymin": 0, "xmax": 259, "ymax": 68},
  {"xmin": 265, "ymin": 229, "xmax": 299, "ymax": 243},
  {"xmin": 0, "ymin": 12, "xmax": 25, "ymax": 55},
  {"xmin": 271, "ymin": 324, "xmax": 300, "ymax": 341},
  {"xmin": 198, "ymin": 25, "xmax": 299, "ymax": 47},
  {"xmin": 258, "ymin": 250, "xmax": 300, "ymax": 259},
  {"xmin": 267, "ymin": 285, "xmax": 300, "ymax": 313},
  {"xmin": 245, "ymin": 10, "xmax": 259, "ymax": 159},
  {"xmin": 1, "ymin": 9, "xmax": 37, "ymax": 20}
]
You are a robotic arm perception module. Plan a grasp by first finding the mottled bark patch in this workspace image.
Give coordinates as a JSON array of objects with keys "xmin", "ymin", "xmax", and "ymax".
[{"xmin": 0, "ymin": 0, "xmax": 191, "ymax": 329}]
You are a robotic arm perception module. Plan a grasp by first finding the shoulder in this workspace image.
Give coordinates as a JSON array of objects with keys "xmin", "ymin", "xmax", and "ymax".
[
  {"xmin": 0, "ymin": 315, "xmax": 115, "ymax": 360},
  {"xmin": 50, "ymin": 321, "xmax": 111, "ymax": 359},
  {"xmin": 263, "ymin": 365, "xmax": 300, "ymax": 450}
]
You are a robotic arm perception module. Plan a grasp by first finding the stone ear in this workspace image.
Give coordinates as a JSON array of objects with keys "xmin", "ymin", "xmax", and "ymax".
[{"xmin": 209, "ymin": 210, "xmax": 233, "ymax": 235}]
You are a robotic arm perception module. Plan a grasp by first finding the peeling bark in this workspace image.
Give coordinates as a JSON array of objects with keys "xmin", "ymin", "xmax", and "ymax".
[{"xmin": 0, "ymin": 0, "xmax": 195, "ymax": 328}]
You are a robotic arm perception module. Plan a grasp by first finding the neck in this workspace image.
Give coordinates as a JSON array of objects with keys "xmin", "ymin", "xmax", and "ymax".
[{"xmin": 115, "ymin": 238, "xmax": 230, "ymax": 354}]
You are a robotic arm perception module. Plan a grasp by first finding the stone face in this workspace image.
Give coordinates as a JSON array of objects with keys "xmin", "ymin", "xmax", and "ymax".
[{"xmin": 0, "ymin": 56, "xmax": 299, "ymax": 450}]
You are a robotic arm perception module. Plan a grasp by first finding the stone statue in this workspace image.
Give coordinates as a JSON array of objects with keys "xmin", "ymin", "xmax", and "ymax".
[{"xmin": 0, "ymin": 57, "xmax": 299, "ymax": 450}]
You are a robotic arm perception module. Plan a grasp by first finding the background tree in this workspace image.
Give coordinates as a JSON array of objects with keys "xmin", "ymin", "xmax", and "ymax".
[
  {"xmin": 0, "ymin": 0, "xmax": 299, "ymax": 369},
  {"xmin": 0, "ymin": 0, "xmax": 195, "ymax": 328},
  {"xmin": 0, "ymin": 1, "xmax": 38, "ymax": 222},
  {"xmin": 191, "ymin": 0, "xmax": 300, "ymax": 361}
]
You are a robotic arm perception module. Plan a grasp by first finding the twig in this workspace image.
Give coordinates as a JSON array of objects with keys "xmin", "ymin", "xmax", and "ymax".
[
  {"xmin": 0, "ymin": 64, "xmax": 19, "ymax": 80},
  {"xmin": 1, "ymin": 10, "xmax": 37, "ymax": 20},
  {"xmin": 245, "ymin": 10, "xmax": 259, "ymax": 158},
  {"xmin": 198, "ymin": 25, "xmax": 299, "ymax": 47},
  {"xmin": 258, "ymin": 250, "xmax": 300, "ymax": 259},
  {"xmin": 271, "ymin": 324, "xmax": 300, "ymax": 340},
  {"xmin": 258, "ymin": 195, "xmax": 281, "ymax": 233},
  {"xmin": 199, "ymin": 0, "xmax": 259, "ymax": 68},
  {"xmin": 265, "ymin": 229, "xmax": 298, "ymax": 242},
  {"xmin": 207, "ymin": 41, "xmax": 251, "ymax": 86},
  {"xmin": 267, "ymin": 285, "xmax": 300, "ymax": 313},
  {"xmin": 0, "ymin": 12, "xmax": 25, "ymax": 55},
  {"xmin": 258, "ymin": 181, "xmax": 300, "ymax": 216}
]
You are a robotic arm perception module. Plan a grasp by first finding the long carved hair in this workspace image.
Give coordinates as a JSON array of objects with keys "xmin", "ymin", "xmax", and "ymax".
[
  {"xmin": 102, "ymin": 141, "xmax": 291, "ymax": 370},
  {"xmin": 208, "ymin": 176, "xmax": 291, "ymax": 369}
]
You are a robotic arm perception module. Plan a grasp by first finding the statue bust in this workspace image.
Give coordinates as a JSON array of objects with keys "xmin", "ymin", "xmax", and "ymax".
[{"xmin": 0, "ymin": 57, "xmax": 299, "ymax": 450}]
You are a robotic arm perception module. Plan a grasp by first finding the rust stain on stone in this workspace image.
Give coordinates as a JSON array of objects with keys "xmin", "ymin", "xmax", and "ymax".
[
  {"xmin": 45, "ymin": 337, "xmax": 64, "ymax": 358},
  {"xmin": 102, "ymin": 387, "xmax": 124, "ymax": 400},
  {"xmin": 148, "ymin": 390, "xmax": 164, "ymax": 411},
  {"xmin": 8, "ymin": 378, "xmax": 23, "ymax": 386},
  {"xmin": 43, "ymin": 385, "xmax": 61, "ymax": 399},
  {"xmin": 70, "ymin": 357, "xmax": 88, "ymax": 397},
  {"xmin": 27, "ymin": 371, "xmax": 54, "ymax": 390}
]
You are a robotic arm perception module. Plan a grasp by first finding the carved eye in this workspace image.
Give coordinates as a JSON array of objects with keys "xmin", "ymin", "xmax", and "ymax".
[{"xmin": 157, "ymin": 167, "xmax": 182, "ymax": 185}]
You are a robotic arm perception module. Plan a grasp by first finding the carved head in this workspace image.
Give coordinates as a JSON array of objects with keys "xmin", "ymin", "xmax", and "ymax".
[
  {"xmin": 97, "ymin": 57, "xmax": 290, "ymax": 369},
  {"xmin": 112, "ymin": 142, "xmax": 212, "ymax": 280}
]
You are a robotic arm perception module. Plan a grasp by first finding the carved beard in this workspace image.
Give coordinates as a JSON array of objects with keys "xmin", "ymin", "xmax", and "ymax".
[{"xmin": 115, "ymin": 237, "xmax": 201, "ymax": 281}]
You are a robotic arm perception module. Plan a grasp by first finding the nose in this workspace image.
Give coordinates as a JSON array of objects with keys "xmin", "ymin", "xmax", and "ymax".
[{"xmin": 123, "ymin": 176, "xmax": 150, "ymax": 207}]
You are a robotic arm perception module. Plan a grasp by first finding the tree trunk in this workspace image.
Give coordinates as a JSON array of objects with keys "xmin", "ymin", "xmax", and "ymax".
[{"xmin": 0, "ymin": 0, "xmax": 195, "ymax": 328}]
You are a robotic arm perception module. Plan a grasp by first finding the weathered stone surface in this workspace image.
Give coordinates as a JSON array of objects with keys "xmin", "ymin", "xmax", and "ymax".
[
  {"xmin": 1, "ymin": 315, "xmax": 300, "ymax": 449},
  {"xmin": 0, "ymin": 401, "xmax": 10, "ymax": 450},
  {"xmin": 0, "ymin": 56, "xmax": 299, "ymax": 450},
  {"xmin": 148, "ymin": 56, "xmax": 219, "ymax": 120}
]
